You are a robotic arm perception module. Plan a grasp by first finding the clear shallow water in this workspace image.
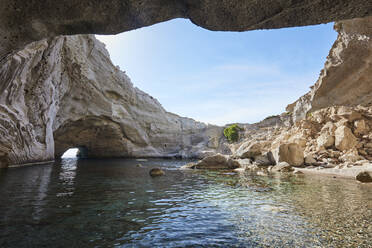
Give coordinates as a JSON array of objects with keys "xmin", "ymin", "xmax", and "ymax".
[{"xmin": 0, "ymin": 159, "xmax": 371, "ymax": 247}]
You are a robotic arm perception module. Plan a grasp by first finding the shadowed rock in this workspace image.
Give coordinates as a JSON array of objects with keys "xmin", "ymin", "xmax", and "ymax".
[
  {"xmin": 356, "ymin": 171, "xmax": 372, "ymax": 183},
  {"xmin": 1, "ymin": 0, "xmax": 372, "ymax": 57}
]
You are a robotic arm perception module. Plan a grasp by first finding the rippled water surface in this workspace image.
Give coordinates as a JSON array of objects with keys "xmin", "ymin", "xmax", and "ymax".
[{"xmin": 0, "ymin": 158, "xmax": 372, "ymax": 247}]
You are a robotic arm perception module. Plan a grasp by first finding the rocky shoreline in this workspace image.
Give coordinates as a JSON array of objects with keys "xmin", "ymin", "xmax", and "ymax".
[{"xmin": 182, "ymin": 105, "xmax": 372, "ymax": 183}]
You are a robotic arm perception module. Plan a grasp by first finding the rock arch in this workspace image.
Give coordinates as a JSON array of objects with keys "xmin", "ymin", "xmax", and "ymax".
[{"xmin": 0, "ymin": 34, "xmax": 222, "ymax": 167}]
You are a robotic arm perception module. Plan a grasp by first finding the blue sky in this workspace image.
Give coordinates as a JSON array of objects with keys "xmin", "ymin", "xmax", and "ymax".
[{"xmin": 97, "ymin": 19, "xmax": 337, "ymax": 126}]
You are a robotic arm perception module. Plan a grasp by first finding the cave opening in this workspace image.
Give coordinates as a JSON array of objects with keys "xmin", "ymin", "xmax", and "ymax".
[
  {"xmin": 97, "ymin": 18, "xmax": 338, "ymax": 126},
  {"xmin": 61, "ymin": 147, "xmax": 88, "ymax": 159}
]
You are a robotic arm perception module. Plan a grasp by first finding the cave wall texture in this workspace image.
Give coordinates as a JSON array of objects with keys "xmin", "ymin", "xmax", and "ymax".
[
  {"xmin": 1, "ymin": 0, "xmax": 372, "ymax": 58},
  {"xmin": 287, "ymin": 16, "xmax": 372, "ymax": 122}
]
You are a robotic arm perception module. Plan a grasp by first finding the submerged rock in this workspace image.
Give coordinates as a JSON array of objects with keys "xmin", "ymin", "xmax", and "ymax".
[
  {"xmin": 149, "ymin": 168, "xmax": 165, "ymax": 177},
  {"xmin": 356, "ymin": 171, "xmax": 372, "ymax": 183},
  {"xmin": 271, "ymin": 162, "xmax": 294, "ymax": 173},
  {"xmin": 180, "ymin": 162, "xmax": 197, "ymax": 170}
]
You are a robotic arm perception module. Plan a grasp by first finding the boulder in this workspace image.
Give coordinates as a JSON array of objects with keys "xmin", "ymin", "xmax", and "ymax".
[
  {"xmin": 321, "ymin": 122, "xmax": 337, "ymax": 134},
  {"xmin": 149, "ymin": 168, "xmax": 165, "ymax": 177},
  {"xmin": 337, "ymin": 107, "xmax": 362, "ymax": 122},
  {"xmin": 254, "ymin": 152, "xmax": 275, "ymax": 166},
  {"xmin": 271, "ymin": 162, "xmax": 294, "ymax": 173},
  {"xmin": 236, "ymin": 142, "xmax": 262, "ymax": 159},
  {"xmin": 272, "ymin": 143, "xmax": 304, "ymax": 166},
  {"xmin": 304, "ymin": 155, "xmax": 317, "ymax": 165},
  {"xmin": 335, "ymin": 126, "xmax": 358, "ymax": 151},
  {"xmin": 317, "ymin": 132, "xmax": 335, "ymax": 149},
  {"xmin": 354, "ymin": 119, "xmax": 368, "ymax": 136},
  {"xmin": 356, "ymin": 171, "xmax": 372, "ymax": 183},
  {"xmin": 194, "ymin": 154, "xmax": 240, "ymax": 169}
]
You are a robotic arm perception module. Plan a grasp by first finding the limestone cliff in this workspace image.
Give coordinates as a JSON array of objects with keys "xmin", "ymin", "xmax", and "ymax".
[
  {"xmin": 0, "ymin": 35, "xmax": 223, "ymax": 168},
  {"xmin": 287, "ymin": 17, "xmax": 372, "ymax": 122}
]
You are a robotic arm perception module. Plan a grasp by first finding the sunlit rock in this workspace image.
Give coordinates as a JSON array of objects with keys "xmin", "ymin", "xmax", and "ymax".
[
  {"xmin": 287, "ymin": 17, "xmax": 372, "ymax": 122},
  {"xmin": 272, "ymin": 143, "xmax": 304, "ymax": 166},
  {"xmin": 335, "ymin": 126, "xmax": 358, "ymax": 151},
  {"xmin": 194, "ymin": 154, "xmax": 240, "ymax": 170}
]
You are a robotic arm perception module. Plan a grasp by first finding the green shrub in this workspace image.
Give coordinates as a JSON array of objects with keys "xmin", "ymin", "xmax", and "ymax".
[{"xmin": 223, "ymin": 124, "xmax": 241, "ymax": 143}]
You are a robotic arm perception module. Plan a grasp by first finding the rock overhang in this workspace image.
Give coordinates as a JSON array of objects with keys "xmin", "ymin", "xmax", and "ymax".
[{"xmin": 1, "ymin": 0, "xmax": 372, "ymax": 58}]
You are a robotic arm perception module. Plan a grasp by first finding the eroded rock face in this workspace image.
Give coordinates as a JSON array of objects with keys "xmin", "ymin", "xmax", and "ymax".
[
  {"xmin": 272, "ymin": 143, "xmax": 304, "ymax": 166},
  {"xmin": 1, "ymin": 0, "xmax": 372, "ymax": 58},
  {"xmin": 0, "ymin": 35, "xmax": 223, "ymax": 167},
  {"xmin": 287, "ymin": 17, "xmax": 372, "ymax": 122}
]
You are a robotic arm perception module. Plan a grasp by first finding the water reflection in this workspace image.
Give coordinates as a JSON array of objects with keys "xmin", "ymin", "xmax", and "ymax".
[
  {"xmin": 57, "ymin": 158, "xmax": 77, "ymax": 197},
  {"xmin": 0, "ymin": 159, "xmax": 371, "ymax": 247}
]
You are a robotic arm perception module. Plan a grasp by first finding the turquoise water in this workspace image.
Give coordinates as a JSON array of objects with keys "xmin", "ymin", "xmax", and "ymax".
[{"xmin": 0, "ymin": 158, "xmax": 371, "ymax": 247}]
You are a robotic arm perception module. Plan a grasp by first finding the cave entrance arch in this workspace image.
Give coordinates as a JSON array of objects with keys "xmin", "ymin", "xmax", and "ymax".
[{"xmin": 61, "ymin": 147, "xmax": 88, "ymax": 159}]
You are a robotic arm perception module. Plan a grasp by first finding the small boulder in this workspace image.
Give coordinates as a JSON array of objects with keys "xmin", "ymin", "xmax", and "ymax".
[
  {"xmin": 317, "ymin": 132, "xmax": 335, "ymax": 149},
  {"xmin": 271, "ymin": 162, "xmax": 294, "ymax": 173},
  {"xmin": 195, "ymin": 154, "xmax": 240, "ymax": 169},
  {"xmin": 335, "ymin": 126, "xmax": 358, "ymax": 151},
  {"xmin": 272, "ymin": 143, "xmax": 304, "ymax": 166},
  {"xmin": 337, "ymin": 107, "xmax": 362, "ymax": 121},
  {"xmin": 321, "ymin": 122, "xmax": 337, "ymax": 134},
  {"xmin": 354, "ymin": 119, "xmax": 368, "ymax": 136},
  {"xmin": 356, "ymin": 171, "xmax": 372, "ymax": 183},
  {"xmin": 304, "ymin": 154, "xmax": 317, "ymax": 165},
  {"xmin": 254, "ymin": 152, "xmax": 275, "ymax": 166},
  {"xmin": 236, "ymin": 142, "xmax": 262, "ymax": 159},
  {"xmin": 149, "ymin": 168, "xmax": 165, "ymax": 177}
]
